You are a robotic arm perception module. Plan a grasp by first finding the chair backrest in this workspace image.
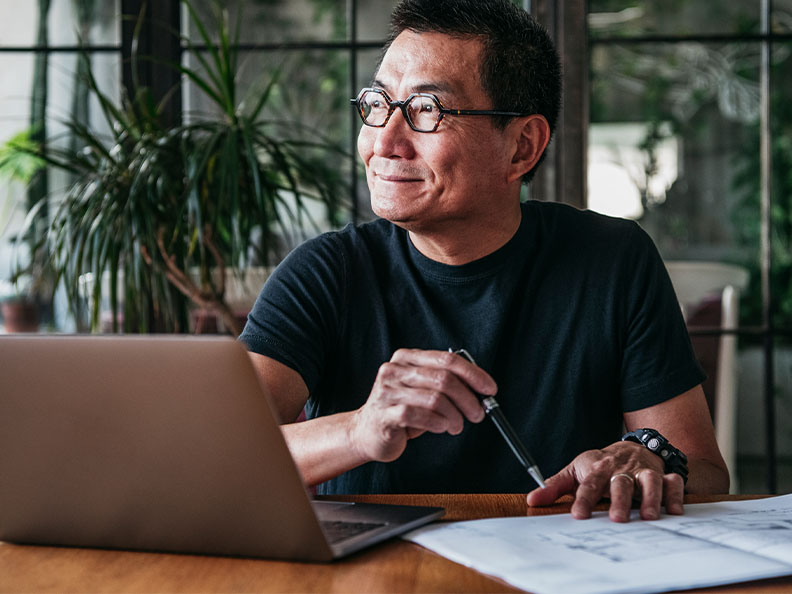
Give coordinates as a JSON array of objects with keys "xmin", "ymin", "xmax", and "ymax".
[
  {"xmin": 665, "ymin": 261, "xmax": 749, "ymax": 494},
  {"xmin": 665, "ymin": 262, "xmax": 749, "ymax": 319}
]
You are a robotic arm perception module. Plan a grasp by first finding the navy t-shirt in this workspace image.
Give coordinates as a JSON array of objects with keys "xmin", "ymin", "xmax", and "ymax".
[{"xmin": 240, "ymin": 201, "xmax": 705, "ymax": 494}]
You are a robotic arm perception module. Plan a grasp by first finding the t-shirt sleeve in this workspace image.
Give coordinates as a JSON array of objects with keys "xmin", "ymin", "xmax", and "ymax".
[
  {"xmin": 238, "ymin": 233, "xmax": 347, "ymax": 394},
  {"xmin": 619, "ymin": 222, "xmax": 706, "ymax": 412}
]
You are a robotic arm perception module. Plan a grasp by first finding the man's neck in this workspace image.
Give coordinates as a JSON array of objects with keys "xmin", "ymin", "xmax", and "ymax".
[{"xmin": 406, "ymin": 202, "xmax": 523, "ymax": 265}]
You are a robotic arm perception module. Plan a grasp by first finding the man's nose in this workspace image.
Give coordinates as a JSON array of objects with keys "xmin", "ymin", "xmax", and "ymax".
[{"xmin": 372, "ymin": 105, "xmax": 414, "ymax": 157}]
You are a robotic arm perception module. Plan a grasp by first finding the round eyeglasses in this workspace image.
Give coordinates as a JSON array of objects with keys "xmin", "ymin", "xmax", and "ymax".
[{"xmin": 350, "ymin": 87, "xmax": 529, "ymax": 133}]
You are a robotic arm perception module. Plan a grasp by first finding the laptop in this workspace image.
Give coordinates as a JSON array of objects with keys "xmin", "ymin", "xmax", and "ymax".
[{"xmin": 0, "ymin": 335, "xmax": 444, "ymax": 561}]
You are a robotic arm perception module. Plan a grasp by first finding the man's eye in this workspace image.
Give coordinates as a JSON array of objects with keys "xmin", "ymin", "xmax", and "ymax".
[{"xmin": 419, "ymin": 101, "xmax": 436, "ymax": 113}]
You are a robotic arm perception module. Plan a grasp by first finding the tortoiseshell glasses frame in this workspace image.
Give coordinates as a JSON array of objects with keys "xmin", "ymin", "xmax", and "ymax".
[{"xmin": 350, "ymin": 87, "xmax": 528, "ymax": 133}]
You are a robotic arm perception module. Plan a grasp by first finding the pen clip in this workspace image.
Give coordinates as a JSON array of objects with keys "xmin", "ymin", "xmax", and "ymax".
[
  {"xmin": 450, "ymin": 348, "xmax": 477, "ymax": 366},
  {"xmin": 449, "ymin": 348, "xmax": 487, "ymax": 403}
]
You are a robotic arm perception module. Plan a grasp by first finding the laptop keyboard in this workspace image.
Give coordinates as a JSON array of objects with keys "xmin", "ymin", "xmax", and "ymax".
[{"xmin": 320, "ymin": 520, "xmax": 387, "ymax": 544}]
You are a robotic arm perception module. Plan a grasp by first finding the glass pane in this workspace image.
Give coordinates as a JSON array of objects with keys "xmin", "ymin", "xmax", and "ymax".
[
  {"xmin": 0, "ymin": 53, "xmax": 35, "ymax": 134},
  {"xmin": 589, "ymin": 42, "xmax": 761, "ymax": 265},
  {"xmin": 46, "ymin": 51, "xmax": 122, "ymax": 185},
  {"xmin": 0, "ymin": 55, "xmax": 36, "ymax": 291},
  {"xmin": 0, "ymin": 52, "xmax": 120, "ymax": 310},
  {"xmin": 736, "ymin": 338, "xmax": 792, "ymax": 493},
  {"xmin": 184, "ymin": 0, "xmax": 347, "ymax": 45},
  {"xmin": 356, "ymin": 48, "xmax": 385, "ymax": 90},
  {"xmin": 734, "ymin": 337, "xmax": 765, "ymax": 491},
  {"xmin": 589, "ymin": 1, "xmax": 761, "ymax": 38},
  {"xmin": 357, "ymin": 0, "xmax": 394, "ymax": 43},
  {"xmin": 0, "ymin": 0, "xmax": 120, "ymax": 47},
  {"xmin": 0, "ymin": 3, "xmax": 37, "ymax": 46},
  {"xmin": 770, "ymin": 39, "xmax": 792, "ymax": 486},
  {"xmin": 184, "ymin": 49, "xmax": 349, "ymax": 144},
  {"xmin": 769, "ymin": 42, "xmax": 792, "ymax": 334},
  {"xmin": 774, "ymin": 0, "xmax": 792, "ymax": 32},
  {"xmin": 49, "ymin": 0, "xmax": 120, "ymax": 47},
  {"xmin": 773, "ymin": 343, "xmax": 792, "ymax": 492}
]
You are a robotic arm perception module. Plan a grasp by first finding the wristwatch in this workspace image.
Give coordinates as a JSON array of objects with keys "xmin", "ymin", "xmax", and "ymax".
[{"xmin": 621, "ymin": 428, "xmax": 689, "ymax": 484}]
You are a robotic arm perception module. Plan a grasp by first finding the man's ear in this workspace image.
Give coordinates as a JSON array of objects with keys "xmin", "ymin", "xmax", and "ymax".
[{"xmin": 507, "ymin": 115, "xmax": 551, "ymax": 183}]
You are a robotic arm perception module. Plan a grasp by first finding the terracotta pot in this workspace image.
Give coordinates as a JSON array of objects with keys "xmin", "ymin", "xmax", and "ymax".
[{"xmin": 1, "ymin": 299, "xmax": 40, "ymax": 333}]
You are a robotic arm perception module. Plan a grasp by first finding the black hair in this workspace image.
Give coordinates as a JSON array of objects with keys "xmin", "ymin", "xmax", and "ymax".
[{"xmin": 385, "ymin": 0, "xmax": 562, "ymax": 182}]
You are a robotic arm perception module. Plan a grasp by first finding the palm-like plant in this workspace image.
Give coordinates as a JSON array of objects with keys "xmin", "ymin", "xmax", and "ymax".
[{"xmin": 39, "ymin": 0, "xmax": 347, "ymax": 334}]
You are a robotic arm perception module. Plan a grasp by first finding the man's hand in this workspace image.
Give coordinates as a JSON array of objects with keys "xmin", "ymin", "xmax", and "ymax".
[
  {"xmin": 526, "ymin": 441, "xmax": 685, "ymax": 522},
  {"xmin": 349, "ymin": 348, "xmax": 495, "ymax": 463}
]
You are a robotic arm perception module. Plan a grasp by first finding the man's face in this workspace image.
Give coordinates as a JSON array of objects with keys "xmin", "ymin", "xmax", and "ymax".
[{"xmin": 357, "ymin": 31, "xmax": 518, "ymax": 232}]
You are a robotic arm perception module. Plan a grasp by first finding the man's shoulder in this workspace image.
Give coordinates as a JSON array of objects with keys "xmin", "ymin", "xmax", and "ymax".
[
  {"xmin": 524, "ymin": 199, "xmax": 638, "ymax": 229},
  {"xmin": 523, "ymin": 200, "xmax": 644, "ymax": 245},
  {"xmin": 280, "ymin": 218, "xmax": 402, "ymax": 280}
]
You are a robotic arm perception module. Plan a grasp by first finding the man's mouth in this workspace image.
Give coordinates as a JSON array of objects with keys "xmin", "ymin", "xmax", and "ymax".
[{"xmin": 376, "ymin": 173, "xmax": 423, "ymax": 182}]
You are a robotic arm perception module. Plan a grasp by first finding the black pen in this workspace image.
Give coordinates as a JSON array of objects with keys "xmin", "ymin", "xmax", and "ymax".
[{"xmin": 450, "ymin": 348, "xmax": 546, "ymax": 489}]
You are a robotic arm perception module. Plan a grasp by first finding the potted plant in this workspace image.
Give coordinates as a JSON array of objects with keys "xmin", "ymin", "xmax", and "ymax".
[
  {"xmin": 0, "ymin": 129, "xmax": 48, "ymax": 333},
  {"xmin": 0, "ymin": 277, "xmax": 41, "ymax": 333},
  {"xmin": 30, "ymin": 0, "xmax": 347, "ymax": 335}
]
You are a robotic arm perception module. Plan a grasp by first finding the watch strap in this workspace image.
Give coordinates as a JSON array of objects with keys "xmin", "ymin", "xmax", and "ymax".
[{"xmin": 621, "ymin": 428, "xmax": 689, "ymax": 483}]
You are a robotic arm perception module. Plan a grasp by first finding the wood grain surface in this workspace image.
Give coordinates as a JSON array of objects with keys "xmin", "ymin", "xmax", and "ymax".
[{"xmin": 1, "ymin": 494, "xmax": 788, "ymax": 593}]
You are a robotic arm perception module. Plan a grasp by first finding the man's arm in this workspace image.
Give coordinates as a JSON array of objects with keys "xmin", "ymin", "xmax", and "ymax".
[
  {"xmin": 248, "ymin": 352, "xmax": 368, "ymax": 486},
  {"xmin": 248, "ymin": 349, "xmax": 492, "ymax": 487},
  {"xmin": 526, "ymin": 384, "xmax": 729, "ymax": 522}
]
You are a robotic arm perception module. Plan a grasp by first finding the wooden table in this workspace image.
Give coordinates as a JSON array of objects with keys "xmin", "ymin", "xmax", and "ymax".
[{"xmin": 1, "ymin": 493, "xmax": 790, "ymax": 593}]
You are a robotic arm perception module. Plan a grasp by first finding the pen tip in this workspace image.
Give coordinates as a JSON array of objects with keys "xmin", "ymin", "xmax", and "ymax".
[{"xmin": 528, "ymin": 467, "xmax": 546, "ymax": 489}]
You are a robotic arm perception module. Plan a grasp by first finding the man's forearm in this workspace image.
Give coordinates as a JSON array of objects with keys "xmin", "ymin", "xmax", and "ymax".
[
  {"xmin": 685, "ymin": 457, "xmax": 730, "ymax": 494},
  {"xmin": 281, "ymin": 412, "xmax": 370, "ymax": 487}
]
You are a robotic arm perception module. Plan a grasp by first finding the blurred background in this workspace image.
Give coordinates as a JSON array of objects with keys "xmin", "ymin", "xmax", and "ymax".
[{"xmin": 0, "ymin": 0, "xmax": 790, "ymax": 495}]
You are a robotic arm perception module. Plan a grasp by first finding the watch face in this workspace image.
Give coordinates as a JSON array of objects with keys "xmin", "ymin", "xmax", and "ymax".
[{"xmin": 647, "ymin": 437, "xmax": 660, "ymax": 450}]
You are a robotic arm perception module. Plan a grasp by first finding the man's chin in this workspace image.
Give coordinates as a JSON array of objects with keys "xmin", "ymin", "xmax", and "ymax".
[{"xmin": 370, "ymin": 200, "xmax": 417, "ymax": 226}]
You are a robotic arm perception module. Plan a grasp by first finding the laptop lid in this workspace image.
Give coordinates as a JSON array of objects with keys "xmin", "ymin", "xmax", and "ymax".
[{"xmin": 0, "ymin": 335, "xmax": 443, "ymax": 561}]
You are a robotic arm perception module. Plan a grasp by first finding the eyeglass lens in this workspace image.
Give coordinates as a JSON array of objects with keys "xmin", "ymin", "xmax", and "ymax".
[{"xmin": 359, "ymin": 90, "xmax": 440, "ymax": 132}]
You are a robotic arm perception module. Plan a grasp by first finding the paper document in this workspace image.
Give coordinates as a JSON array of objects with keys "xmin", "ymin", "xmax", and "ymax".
[{"xmin": 403, "ymin": 494, "xmax": 792, "ymax": 594}]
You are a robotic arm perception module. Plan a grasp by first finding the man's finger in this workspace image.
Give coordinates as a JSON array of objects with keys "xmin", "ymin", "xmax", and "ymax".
[
  {"xmin": 383, "ymin": 387, "xmax": 465, "ymax": 435},
  {"xmin": 526, "ymin": 466, "xmax": 576, "ymax": 507},
  {"xmin": 382, "ymin": 403, "xmax": 456, "ymax": 435},
  {"xmin": 636, "ymin": 469, "xmax": 664, "ymax": 520},
  {"xmin": 607, "ymin": 473, "xmax": 635, "ymax": 522},
  {"xmin": 570, "ymin": 473, "xmax": 610, "ymax": 519},
  {"xmin": 394, "ymin": 365, "xmax": 485, "ymax": 423},
  {"xmin": 662, "ymin": 473, "xmax": 685, "ymax": 515},
  {"xmin": 393, "ymin": 389, "xmax": 467, "ymax": 434},
  {"xmin": 391, "ymin": 348, "xmax": 498, "ymax": 395}
]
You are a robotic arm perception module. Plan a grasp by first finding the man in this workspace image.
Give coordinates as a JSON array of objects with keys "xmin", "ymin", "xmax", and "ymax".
[{"xmin": 240, "ymin": 0, "xmax": 729, "ymax": 523}]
